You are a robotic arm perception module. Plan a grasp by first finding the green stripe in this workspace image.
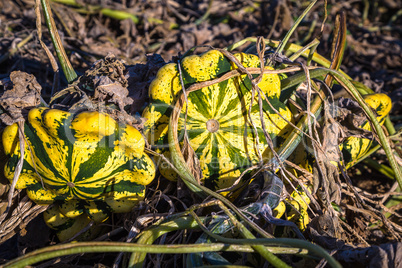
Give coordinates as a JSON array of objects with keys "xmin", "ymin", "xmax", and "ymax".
[
  {"xmin": 75, "ymin": 181, "xmax": 145, "ymax": 199},
  {"xmin": 8, "ymin": 154, "xmax": 36, "ymax": 177},
  {"xmin": 103, "ymin": 179, "xmax": 145, "ymax": 194},
  {"xmin": 219, "ymin": 110, "xmax": 244, "ymax": 125},
  {"xmin": 185, "ymin": 126, "xmax": 207, "ymax": 141},
  {"xmin": 214, "ymin": 56, "xmax": 232, "ymax": 77},
  {"xmin": 54, "ymin": 111, "xmax": 75, "ymax": 183},
  {"xmin": 148, "ymin": 100, "xmax": 173, "ymax": 115},
  {"xmin": 219, "ymin": 125, "xmax": 248, "ymax": 138},
  {"xmin": 219, "ymin": 95, "xmax": 242, "ymax": 119},
  {"xmin": 213, "ymin": 80, "xmax": 229, "ymax": 118},
  {"xmin": 180, "ymin": 114, "xmax": 206, "ymax": 127},
  {"xmin": 73, "ymin": 129, "xmax": 119, "ymax": 183},
  {"xmin": 193, "ymin": 132, "xmax": 212, "ymax": 155},
  {"xmin": 24, "ymin": 116, "xmax": 65, "ymax": 184},
  {"xmin": 74, "ymin": 158, "xmax": 131, "ymax": 188},
  {"xmin": 181, "ymin": 53, "xmax": 231, "ymax": 85},
  {"xmin": 187, "ymin": 90, "xmax": 212, "ymax": 118},
  {"xmin": 216, "ymin": 132, "xmax": 252, "ymax": 168},
  {"xmin": 75, "ymin": 155, "xmax": 151, "ymax": 195},
  {"xmin": 72, "ymin": 188, "xmax": 96, "ymax": 200},
  {"xmin": 203, "ymin": 134, "xmax": 220, "ymax": 190},
  {"xmin": 129, "ymin": 155, "xmax": 153, "ymax": 170},
  {"xmin": 82, "ymin": 200, "xmax": 110, "ymax": 216},
  {"xmin": 45, "ymin": 211, "xmax": 75, "ymax": 231}
]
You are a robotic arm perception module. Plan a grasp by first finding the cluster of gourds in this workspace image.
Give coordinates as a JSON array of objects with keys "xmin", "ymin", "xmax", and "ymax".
[{"xmin": 2, "ymin": 49, "xmax": 392, "ymax": 241}]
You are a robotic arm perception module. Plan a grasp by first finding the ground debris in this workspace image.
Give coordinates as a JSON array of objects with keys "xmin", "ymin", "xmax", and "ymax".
[
  {"xmin": 0, "ymin": 71, "xmax": 41, "ymax": 125},
  {"xmin": 335, "ymin": 242, "xmax": 402, "ymax": 268}
]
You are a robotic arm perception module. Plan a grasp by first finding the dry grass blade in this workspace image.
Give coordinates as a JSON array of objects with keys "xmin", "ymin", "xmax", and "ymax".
[{"xmin": 325, "ymin": 11, "xmax": 346, "ymax": 86}]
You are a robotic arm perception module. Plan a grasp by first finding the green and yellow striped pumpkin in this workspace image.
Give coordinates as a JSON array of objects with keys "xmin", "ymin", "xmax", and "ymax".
[
  {"xmin": 143, "ymin": 50, "xmax": 293, "ymax": 192},
  {"xmin": 3, "ymin": 107, "xmax": 155, "ymax": 224},
  {"xmin": 340, "ymin": 93, "xmax": 392, "ymax": 167},
  {"xmin": 43, "ymin": 204, "xmax": 102, "ymax": 242}
]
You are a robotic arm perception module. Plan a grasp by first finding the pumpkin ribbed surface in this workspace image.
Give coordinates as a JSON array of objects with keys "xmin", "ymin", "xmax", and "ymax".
[
  {"xmin": 3, "ymin": 107, "xmax": 155, "ymax": 220},
  {"xmin": 143, "ymin": 50, "xmax": 293, "ymax": 191}
]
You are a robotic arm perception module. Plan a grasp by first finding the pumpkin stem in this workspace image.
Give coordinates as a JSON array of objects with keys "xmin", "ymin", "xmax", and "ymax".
[
  {"xmin": 206, "ymin": 119, "xmax": 219, "ymax": 133},
  {"xmin": 67, "ymin": 182, "xmax": 75, "ymax": 188}
]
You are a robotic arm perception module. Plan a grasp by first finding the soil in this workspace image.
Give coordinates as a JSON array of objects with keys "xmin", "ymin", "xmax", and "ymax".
[{"xmin": 0, "ymin": 0, "xmax": 401, "ymax": 267}]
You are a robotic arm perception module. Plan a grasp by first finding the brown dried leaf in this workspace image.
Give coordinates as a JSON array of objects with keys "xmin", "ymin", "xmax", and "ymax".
[
  {"xmin": 182, "ymin": 135, "xmax": 203, "ymax": 183},
  {"xmin": 312, "ymin": 93, "xmax": 384, "ymax": 207},
  {"xmin": 336, "ymin": 97, "xmax": 376, "ymax": 140},
  {"xmin": 179, "ymin": 24, "xmax": 214, "ymax": 51},
  {"xmin": 93, "ymin": 76, "xmax": 133, "ymax": 111},
  {"xmin": 0, "ymin": 71, "xmax": 41, "ymax": 125}
]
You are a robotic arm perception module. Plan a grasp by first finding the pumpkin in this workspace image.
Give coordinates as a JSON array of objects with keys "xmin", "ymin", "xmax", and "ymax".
[
  {"xmin": 143, "ymin": 50, "xmax": 293, "ymax": 192},
  {"xmin": 2, "ymin": 107, "xmax": 155, "ymax": 225},
  {"xmin": 340, "ymin": 93, "xmax": 392, "ymax": 167},
  {"xmin": 273, "ymin": 186, "xmax": 311, "ymax": 231},
  {"xmin": 43, "ymin": 204, "xmax": 101, "ymax": 242},
  {"xmin": 289, "ymin": 93, "xmax": 392, "ymax": 172}
]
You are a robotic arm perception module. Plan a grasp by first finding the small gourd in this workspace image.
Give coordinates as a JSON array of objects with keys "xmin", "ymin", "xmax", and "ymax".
[
  {"xmin": 3, "ymin": 107, "xmax": 155, "ymax": 239},
  {"xmin": 143, "ymin": 50, "xmax": 293, "ymax": 193},
  {"xmin": 289, "ymin": 93, "xmax": 392, "ymax": 172}
]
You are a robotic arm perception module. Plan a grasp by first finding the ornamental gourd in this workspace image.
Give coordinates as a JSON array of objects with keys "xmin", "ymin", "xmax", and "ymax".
[
  {"xmin": 3, "ymin": 107, "xmax": 155, "ymax": 227},
  {"xmin": 143, "ymin": 50, "xmax": 293, "ymax": 192},
  {"xmin": 340, "ymin": 93, "xmax": 392, "ymax": 167}
]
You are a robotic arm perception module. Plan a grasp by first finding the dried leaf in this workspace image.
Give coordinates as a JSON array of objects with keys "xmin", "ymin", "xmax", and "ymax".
[
  {"xmin": 182, "ymin": 135, "xmax": 203, "ymax": 183},
  {"xmin": 335, "ymin": 97, "xmax": 376, "ymax": 140},
  {"xmin": 0, "ymin": 71, "xmax": 41, "ymax": 125},
  {"xmin": 93, "ymin": 75, "xmax": 133, "ymax": 111}
]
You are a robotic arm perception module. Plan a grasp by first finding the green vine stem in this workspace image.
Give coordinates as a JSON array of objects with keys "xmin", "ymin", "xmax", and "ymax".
[
  {"xmin": 130, "ymin": 216, "xmax": 340, "ymax": 268},
  {"xmin": 363, "ymin": 158, "xmax": 395, "ymax": 179},
  {"xmin": 129, "ymin": 216, "xmax": 200, "ymax": 267},
  {"xmin": 322, "ymin": 68, "xmax": 402, "ymax": 188},
  {"xmin": 41, "ymin": 0, "xmax": 77, "ymax": 83},
  {"xmin": 51, "ymin": 0, "xmax": 139, "ymax": 24},
  {"xmin": 274, "ymin": 0, "xmax": 317, "ymax": 56},
  {"xmin": 4, "ymin": 236, "xmax": 341, "ymax": 268},
  {"xmin": 2, "ymin": 241, "xmax": 268, "ymax": 268},
  {"xmin": 133, "ymin": 216, "xmax": 340, "ymax": 268}
]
